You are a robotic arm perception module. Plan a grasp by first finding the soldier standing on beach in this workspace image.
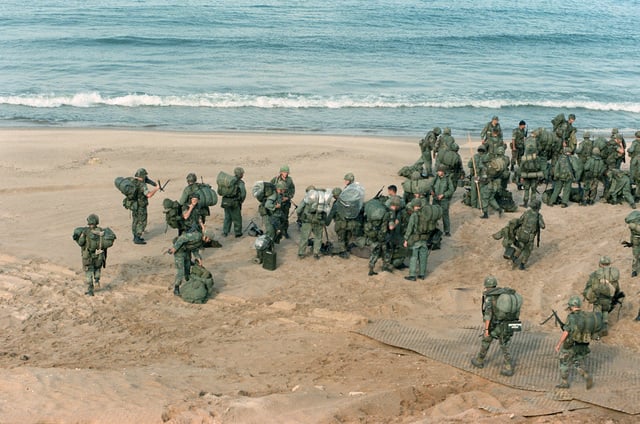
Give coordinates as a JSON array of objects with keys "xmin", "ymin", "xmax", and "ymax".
[
  {"xmin": 72, "ymin": 214, "xmax": 116, "ymax": 296},
  {"xmin": 131, "ymin": 168, "xmax": 160, "ymax": 244},
  {"xmin": 481, "ymin": 116, "xmax": 502, "ymax": 143},
  {"xmin": 511, "ymin": 120, "xmax": 527, "ymax": 171},
  {"xmin": 582, "ymin": 256, "xmax": 620, "ymax": 337},
  {"xmin": 221, "ymin": 167, "xmax": 247, "ymax": 238},
  {"xmin": 419, "ymin": 127, "xmax": 441, "ymax": 175},
  {"xmin": 270, "ymin": 165, "xmax": 295, "ymax": 239}
]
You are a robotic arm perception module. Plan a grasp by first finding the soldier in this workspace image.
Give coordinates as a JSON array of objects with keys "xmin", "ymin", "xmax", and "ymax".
[
  {"xmin": 575, "ymin": 132, "xmax": 593, "ymax": 164},
  {"xmin": 611, "ymin": 128, "xmax": 626, "ymax": 169},
  {"xmin": 512, "ymin": 198, "xmax": 545, "ymax": 270},
  {"xmin": 402, "ymin": 198, "xmax": 439, "ymax": 280},
  {"xmin": 435, "ymin": 127, "xmax": 458, "ymax": 156},
  {"xmin": 431, "ymin": 165, "xmax": 455, "ymax": 236},
  {"xmin": 627, "ymin": 131, "xmax": 640, "ymax": 200},
  {"xmin": 270, "ymin": 165, "xmax": 295, "ymax": 239},
  {"xmin": 264, "ymin": 181, "xmax": 288, "ymax": 244},
  {"xmin": 548, "ymin": 147, "xmax": 575, "ymax": 208},
  {"xmin": 130, "ymin": 168, "xmax": 160, "ymax": 244},
  {"xmin": 606, "ymin": 169, "xmax": 636, "ymax": 208},
  {"xmin": 167, "ymin": 232, "xmax": 204, "ymax": 296},
  {"xmin": 477, "ymin": 149, "xmax": 503, "ymax": 219},
  {"xmin": 510, "ymin": 120, "xmax": 527, "ymax": 171},
  {"xmin": 554, "ymin": 295, "xmax": 594, "ymax": 390},
  {"xmin": 296, "ymin": 185, "xmax": 326, "ymax": 259},
  {"xmin": 467, "ymin": 144, "xmax": 487, "ymax": 209},
  {"xmin": 419, "ymin": 127, "xmax": 441, "ymax": 175},
  {"xmin": 386, "ymin": 195, "xmax": 410, "ymax": 270},
  {"xmin": 72, "ymin": 214, "xmax": 114, "ymax": 296},
  {"xmin": 178, "ymin": 173, "xmax": 212, "ymax": 227},
  {"xmin": 221, "ymin": 167, "xmax": 247, "ymax": 238},
  {"xmin": 481, "ymin": 116, "xmax": 502, "ymax": 143},
  {"xmin": 181, "ymin": 192, "xmax": 207, "ymax": 234},
  {"xmin": 518, "ymin": 135, "xmax": 543, "ymax": 208},
  {"xmin": 470, "ymin": 276, "xmax": 516, "ymax": 377},
  {"xmin": 581, "ymin": 147, "xmax": 606, "ymax": 205},
  {"xmin": 325, "ymin": 187, "xmax": 350, "ymax": 258},
  {"xmin": 485, "ymin": 126, "xmax": 506, "ymax": 156},
  {"xmin": 626, "ymin": 211, "xmax": 640, "ymax": 278},
  {"xmin": 364, "ymin": 198, "xmax": 392, "ymax": 275},
  {"xmin": 583, "ymin": 256, "xmax": 620, "ymax": 337}
]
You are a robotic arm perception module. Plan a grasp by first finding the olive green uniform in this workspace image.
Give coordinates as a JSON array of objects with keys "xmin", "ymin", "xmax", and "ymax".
[
  {"xmin": 270, "ymin": 175, "xmax": 295, "ymax": 237},
  {"xmin": 297, "ymin": 198, "xmax": 326, "ymax": 258},
  {"xmin": 171, "ymin": 232, "xmax": 203, "ymax": 293},
  {"xmin": 583, "ymin": 265, "xmax": 620, "ymax": 335},
  {"xmin": 131, "ymin": 178, "xmax": 150, "ymax": 239},
  {"xmin": 77, "ymin": 226, "xmax": 105, "ymax": 295},
  {"xmin": 431, "ymin": 172, "xmax": 455, "ymax": 234},
  {"xmin": 222, "ymin": 178, "xmax": 246, "ymax": 237},
  {"xmin": 557, "ymin": 310, "xmax": 592, "ymax": 388}
]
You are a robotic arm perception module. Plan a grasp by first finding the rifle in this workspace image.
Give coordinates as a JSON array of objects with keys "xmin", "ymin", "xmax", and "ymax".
[
  {"xmin": 157, "ymin": 179, "xmax": 171, "ymax": 192},
  {"xmin": 535, "ymin": 210, "xmax": 541, "ymax": 248},
  {"xmin": 468, "ymin": 133, "xmax": 483, "ymax": 211},
  {"xmin": 621, "ymin": 240, "xmax": 633, "ymax": 248},
  {"xmin": 609, "ymin": 291, "xmax": 626, "ymax": 313},
  {"xmin": 540, "ymin": 309, "xmax": 565, "ymax": 328},
  {"xmin": 374, "ymin": 185, "xmax": 385, "ymax": 199},
  {"xmin": 144, "ymin": 176, "xmax": 157, "ymax": 187}
]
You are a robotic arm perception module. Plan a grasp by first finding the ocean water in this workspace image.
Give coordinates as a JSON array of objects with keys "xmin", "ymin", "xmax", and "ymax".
[{"xmin": 1, "ymin": 0, "xmax": 639, "ymax": 138}]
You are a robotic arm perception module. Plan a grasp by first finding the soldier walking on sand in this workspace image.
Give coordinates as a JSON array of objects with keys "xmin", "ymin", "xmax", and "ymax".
[
  {"xmin": 130, "ymin": 168, "xmax": 160, "ymax": 244},
  {"xmin": 555, "ymin": 295, "xmax": 594, "ymax": 390}
]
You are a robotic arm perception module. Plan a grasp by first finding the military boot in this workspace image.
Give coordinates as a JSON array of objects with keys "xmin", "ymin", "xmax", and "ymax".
[
  {"xmin": 382, "ymin": 264, "xmax": 393, "ymax": 273},
  {"xmin": 555, "ymin": 378, "xmax": 570, "ymax": 389},
  {"xmin": 368, "ymin": 266, "xmax": 378, "ymax": 276},
  {"xmin": 500, "ymin": 361, "xmax": 514, "ymax": 377},
  {"xmin": 85, "ymin": 282, "xmax": 94, "ymax": 297},
  {"xmin": 481, "ymin": 211, "xmax": 489, "ymax": 219},
  {"xmin": 133, "ymin": 235, "xmax": 146, "ymax": 245},
  {"xmin": 521, "ymin": 200, "xmax": 528, "ymax": 208},
  {"xmin": 94, "ymin": 279, "xmax": 100, "ymax": 289},
  {"xmin": 577, "ymin": 368, "xmax": 593, "ymax": 390},
  {"xmin": 173, "ymin": 285, "xmax": 180, "ymax": 296},
  {"xmin": 470, "ymin": 354, "xmax": 485, "ymax": 369},
  {"xmin": 635, "ymin": 309, "xmax": 640, "ymax": 321}
]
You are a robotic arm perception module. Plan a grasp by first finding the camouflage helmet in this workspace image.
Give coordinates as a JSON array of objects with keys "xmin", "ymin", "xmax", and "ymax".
[
  {"xmin": 186, "ymin": 173, "xmax": 197, "ymax": 184},
  {"xmin": 408, "ymin": 198, "xmax": 422, "ymax": 209},
  {"xmin": 279, "ymin": 165, "xmax": 290, "ymax": 173},
  {"xmin": 599, "ymin": 256, "xmax": 611, "ymax": 266},
  {"xmin": 433, "ymin": 127, "xmax": 441, "ymax": 135},
  {"xmin": 635, "ymin": 130, "xmax": 640, "ymax": 138},
  {"xmin": 443, "ymin": 127, "xmax": 451, "ymax": 135},
  {"xmin": 437, "ymin": 164, "xmax": 446, "ymax": 173},
  {"xmin": 591, "ymin": 147, "xmax": 601, "ymax": 156},
  {"xmin": 344, "ymin": 172, "xmax": 355, "ymax": 183},
  {"xmin": 234, "ymin": 167, "xmax": 244, "ymax": 177},
  {"xmin": 305, "ymin": 185, "xmax": 316, "ymax": 192},
  {"xmin": 135, "ymin": 168, "xmax": 148, "ymax": 178},
  {"xmin": 477, "ymin": 144, "xmax": 487, "ymax": 152},
  {"xmin": 568, "ymin": 114, "xmax": 576, "ymax": 120},
  {"xmin": 530, "ymin": 198, "xmax": 541, "ymax": 210},
  {"xmin": 484, "ymin": 275, "xmax": 498, "ymax": 288},
  {"xmin": 163, "ymin": 198, "xmax": 174, "ymax": 209},
  {"xmin": 86, "ymin": 214, "xmax": 99, "ymax": 226},
  {"xmin": 332, "ymin": 187, "xmax": 342, "ymax": 197},
  {"xmin": 389, "ymin": 195, "xmax": 403, "ymax": 207},
  {"xmin": 612, "ymin": 128, "xmax": 619, "ymax": 135},
  {"xmin": 583, "ymin": 131, "xmax": 591, "ymax": 139},
  {"xmin": 491, "ymin": 116, "xmax": 499, "ymax": 122},
  {"xmin": 190, "ymin": 191, "xmax": 200, "ymax": 200},
  {"xmin": 568, "ymin": 295, "xmax": 582, "ymax": 308},
  {"xmin": 519, "ymin": 120, "xmax": 526, "ymax": 126},
  {"xmin": 275, "ymin": 181, "xmax": 287, "ymax": 190},
  {"xmin": 411, "ymin": 171, "xmax": 421, "ymax": 181}
]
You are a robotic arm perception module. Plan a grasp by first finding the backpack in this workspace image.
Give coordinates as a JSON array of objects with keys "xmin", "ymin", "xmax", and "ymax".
[
  {"xmin": 486, "ymin": 156, "xmax": 508, "ymax": 177},
  {"xmin": 336, "ymin": 183, "xmax": 365, "ymax": 220},
  {"xmin": 114, "ymin": 176, "xmax": 136, "ymax": 199},
  {"xmin": 489, "ymin": 287, "xmax": 523, "ymax": 321},
  {"xmin": 495, "ymin": 189, "xmax": 518, "ymax": 213},
  {"xmin": 438, "ymin": 150, "xmax": 460, "ymax": 168},
  {"xmin": 163, "ymin": 198, "xmax": 183, "ymax": 229},
  {"xmin": 180, "ymin": 266, "xmax": 214, "ymax": 304},
  {"xmin": 252, "ymin": 181, "xmax": 276, "ymax": 203},
  {"xmin": 551, "ymin": 114, "xmax": 566, "ymax": 131},
  {"xmin": 571, "ymin": 311, "xmax": 603, "ymax": 343},
  {"xmin": 584, "ymin": 268, "xmax": 617, "ymax": 302},
  {"xmin": 196, "ymin": 183, "xmax": 218, "ymax": 207},
  {"xmin": 97, "ymin": 227, "xmax": 117, "ymax": 249},
  {"xmin": 304, "ymin": 189, "xmax": 332, "ymax": 214},
  {"xmin": 364, "ymin": 198, "xmax": 388, "ymax": 221},
  {"xmin": 625, "ymin": 210, "xmax": 640, "ymax": 224},
  {"xmin": 418, "ymin": 204, "xmax": 442, "ymax": 233},
  {"xmin": 216, "ymin": 171, "xmax": 239, "ymax": 197},
  {"xmin": 569, "ymin": 155, "xmax": 583, "ymax": 182}
]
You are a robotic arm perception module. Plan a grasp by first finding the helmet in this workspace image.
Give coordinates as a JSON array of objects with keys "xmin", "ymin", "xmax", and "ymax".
[
  {"xmin": 305, "ymin": 185, "xmax": 316, "ymax": 192},
  {"xmin": 591, "ymin": 147, "xmax": 601, "ymax": 156},
  {"xmin": 496, "ymin": 146, "xmax": 505, "ymax": 155},
  {"xmin": 583, "ymin": 131, "xmax": 591, "ymax": 139},
  {"xmin": 186, "ymin": 173, "xmax": 197, "ymax": 184},
  {"xmin": 484, "ymin": 276, "xmax": 498, "ymax": 288},
  {"xmin": 163, "ymin": 198, "xmax": 174, "ymax": 209},
  {"xmin": 276, "ymin": 181, "xmax": 287, "ymax": 190},
  {"xmin": 443, "ymin": 127, "xmax": 451, "ymax": 135},
  {"xmin": 344, "ymin": 173, "xmax": 355, "ymax": 183},
  {"xmin": 408, "ymin": 198, "xmax": 422, "ymax": 209},
  {"xmin": 390, "ymin": 195, "xmax": 402, "ymax": 207},
  {"xmin": 568, "ymin": 114, "xmax": 576, "ymax": 120},
  {"xmin": 332, "ymin": 187, "xmax": 342, "ymax": 197},
  {"xmin": 635, "ymin": 130, "xmax": 640, "ymax": 138},
  {"xmin": 280, "ymin": 165, "xmax": 290, "ymax": 173},
  {"xmin": 437, "ymin": 165, "xmax": 446, "ymax": 173},
  {"xmin": 86, "ymin": 214, "xmax": 99, "ymax": 226},
  {"xmin": 519, "ymin": 120, "xmax": 526, "ymax": 126},
  {"xmin": 433, "ymin": 127, "xmax": 441, "ymax": 135},
  {"xmin": 599, "ymin": 256, "xmax": 611, "ymax": 266},
  {"xmin": 530, "ymin": 198, "xmax": 541, "ymax": 210},
  {"xmin": 568, "ymin": 295, "xmax": 582, "ymax": 308},
  {"xmin": 135, "ymin": 168, "xmax": 148, "ymax": 178},
  {"xmin": 612, "ymin": 128, "xmax": 619, "ymax": 135},
  {"xmin": 190, "ymin": 192, "xmax": 200, "ymax": 200},
  {"xmin": 234, "ymin": 167, "xmax": 244, "ymax": 178},
  {"xmin": 477, "ymin": 144, "xmax": 487, "ymax": 152}
]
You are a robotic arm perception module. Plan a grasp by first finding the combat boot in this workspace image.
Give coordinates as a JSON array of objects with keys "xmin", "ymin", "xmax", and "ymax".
[
  {"xmin": 85, "ymin": 282, "xmax": 94, "ymax": 297},
  {"xmin": 382, "ymin": 264, "xmax": 393, "ymax": 273},
  {"xmin": 94, "ymin": 279, "xmax": 100, "ymax": 289},
  {"xmin": 470, "ymin": 355, "xmax": 485, "ymax": 369},
  {"xmin": 577, "ymin": 368, "xmax": 593, "ymax": 390},
  {"xmin": 500, "ymin": 361, "xmax": 514, "ymax": 377},
  {"xmin": 368, "ymin": 267, "xmax": 378, "ymax": 276},
  {"xmin": 519, "ymin": 263, "xmax": 526, "ymax": 271},
  {"xmin": 133, "ymin": 235, "xmax": 146, "ymax": 245},
  {"xmin": 173, "ymin": 285, "xmax": 180, "ymax": 296},
  {"xmin": 635, "ymin": 309, "xmax": 640, "ymax": 321},
  {"xmin": 555, "ymin": 378, "xmax": 570, "ymax": 389},
  {"xmin": 632, "ymin": 271, "xmax": 638, "ymax": 278},
  {"xmin": 521, "ymin": 200, "xmax": 528, "ymax": 208},
  {"xmin": 480, "ymin": 211, "xmax": 489, "ymax": 219}
]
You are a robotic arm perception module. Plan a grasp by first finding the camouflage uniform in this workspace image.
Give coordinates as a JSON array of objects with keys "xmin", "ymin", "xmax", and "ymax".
[
  {"xmin": 471, "ymin": 276, "xmax": 515, "ymax": 376},
  {"xmin": 170, "ymin": 232, "xmax": 203, "ymax": 296},
  {"xmin": 74, "ymin": 214, "xmax": 105, "ymax": 296},
  {"xmin": 477, "ymin": 152, "xmax": 502, "ymax": 218},
  {"xmin": 611, "ymin": 128, "xmax": 626, "ymax": 169},
  {"xmin": 628, "ymin": 217, "xmax": 640, "ymax": 278},
  {"xmin": 179, "ymin": 173, "xmax": 211, "ymax": 226},
  {"xmin": 386, "ymin": 197, "xmax": 410, "ymax": 269},
  {"xmin": 513, "ymin": 199, "xmax": 545, "ymax": 270},
  {"xmin": 130, "ymin": 168, "xmax": 159, "ymax": 244},
  {"xmin": 548, "ymin": 149, "xmax": 574, "ymax": 207},
  {"xmin": 364, "ymin": 201, "xmax": 392, "ymax": 275},
  {"xmin": 607, "ymin": 169, "xmax": 636, "ymax": 208},
  {"xmin": 222, "ymin": 167, "xmax": 247, "ymax": 237},
  {"xmin": 510, "ymin": 121, "xmax": 527, "ymax": 171},
  {"xmin": 582, "ymin": 147, "xmax": 606, "ymax": 205},
  {"xmin": 270, "ymin": 166, "xmax": 295, "ymax": 238},
  {"xmin": 555, "ymin": 296, "xmax": 593, "ymax": 389},
  {"xmin": 583, "ymin": 256, "xmax": 620, "ymax": 336},
  {"xmin": 297, "ymin": 186, "xmax": 326, "ymax": 259},
  {"xmin": 264, "ymin": 182, "xmax": 288, "ymax": 244},
  {"xmin": 402, "ymin": 199, "xmax": 439, "ymax": 280},
  {"xmin": 480, "ymin": 116, "xmax": 502, "ymax": 143},
  {"xmin": 419, "ymin": 127, "xmax": 441, "ymax": 175},
  {"xmin": 431, "ymin": 167, "xmax": 455, "ymax": 235},
  {"xmin": 627, "ymin": 131, "xmax": 640, "ymax": 200},
  {"xmin": 466, "ymin": 145, "xmax": 487, "ymax": 209}
]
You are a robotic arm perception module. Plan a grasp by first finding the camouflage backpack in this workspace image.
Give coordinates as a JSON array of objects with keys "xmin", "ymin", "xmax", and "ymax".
[
  {"xmin": 163, "ymin": 199, "xmax": 184, "ymax": 230},
  {"xmin": 583, "ymin": 268, "xmax": 617, "ymax": 303},
  {"xmin": 180, "ymin": 263, "xmax": 215, "ymax": 304},
  {"xmin": 216, "ymin": 171, "xmax": 239, "ymax": 198},
  {"xmin": 570, "ymin": 311, "xmax": 603, "ymax": 344},
  {"xmin": 487, "ymin": 287, "xmax": 523, "ymax": 322}
]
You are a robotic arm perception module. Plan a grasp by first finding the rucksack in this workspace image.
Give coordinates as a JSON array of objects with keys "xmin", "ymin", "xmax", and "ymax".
[
  {"xmin": 625, "ymin": 210, "xmax": 640, "ymax": 224},
  {"xmin": 97, "ymin": 227, "xmax": 117, "ymax": 249},
  {"xmin": 571, "ymin": 311, "xmax": 603, "ymax": 343},
  {"xmin": 364, "ymin": 198, "xmax": 388, "ymax": 221},
  {"xmin": 163, "ymin": 198, "xmax": 183, "ymax": 229},
  {"xmin": 584, "ymin": 269, "xmax": 617, "ymax": 302},
  {"xmin": 304, "ymin": 189, "xmax": 332, "ymax": 214},
  {"xmin": 489, "ymin": 287, "xmax": 523, "ymax": 321},
  {"xmin": 438, "ymin": 150, "xmax": 460, "ymax": 168},
  {"xmin": 336, "ymin": 183, "xmax": 365, "ymax": 220},
  {"xmin": 180, "ymin": 265, "xmax": 214, "ymax": 304},
  {"xmin": 216, "ymin": 171, "xmax": 239, "ymax": 197},
  {"xmin": 114, "ymin": 176, "xmax": 136, "ymax": 199},
  {"xmin": 252, "ymin": 181, "xmax": 276, "ymax": 203},
  {"xmin": 196, "ymin": 183, "xmax": 218, "ymax": 207},
  {"xmin": 486, "ymin": 156, "xmax": 508, "ymax": 177},
  {"xmin": 73, "ymin": 227, "xmax": 116, "ymax": 250},
  {"xmin": 570, "ymin": 156, "xmax": 583, "ymax": 182},
  {"xmin": 418, "ymin": 204, "xmax": 442, "ymax": 233}
]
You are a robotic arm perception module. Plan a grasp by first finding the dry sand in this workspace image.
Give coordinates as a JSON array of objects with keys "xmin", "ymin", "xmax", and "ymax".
[{"xmin": 0, "ymin": 129, "xmax": 638, "ymax": 423}]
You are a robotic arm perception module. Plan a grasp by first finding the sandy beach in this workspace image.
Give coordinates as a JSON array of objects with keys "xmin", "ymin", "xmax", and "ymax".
[{"xmin": 0, "ymin": 129, "xmax": 639, "ymax": 423}]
